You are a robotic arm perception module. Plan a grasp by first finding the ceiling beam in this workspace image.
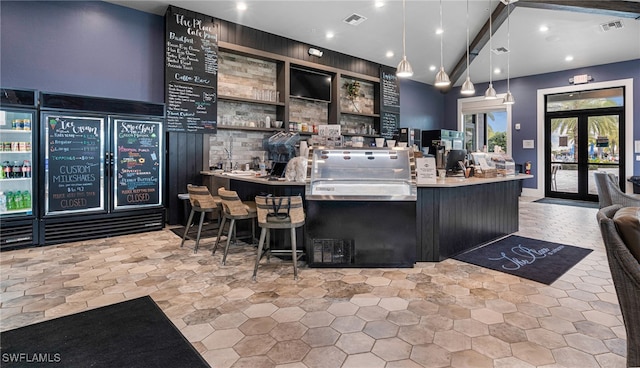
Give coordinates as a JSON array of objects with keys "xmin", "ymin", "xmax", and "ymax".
[
  {"xmin": 516, "ymin": 0, "xmax": 640, "ymax": 19},
  {"xmin": 447, "ymin": 0, "xmax": 639, "ymax": 89},
  {"xmin": 448, "ymin": 2, "xmax": 510, "ymax": 88}
]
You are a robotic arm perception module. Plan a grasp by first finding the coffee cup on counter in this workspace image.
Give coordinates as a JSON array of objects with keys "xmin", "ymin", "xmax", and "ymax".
[
  {"xmin": 375, "ymin": 138, "xmax": 385, "ymax": 148},
  {"xmin": 386, "ymin": 140, "xmax": 396, "ymax": 148}
]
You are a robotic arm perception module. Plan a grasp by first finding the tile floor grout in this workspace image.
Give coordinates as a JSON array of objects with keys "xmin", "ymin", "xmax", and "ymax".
[{"xmin": 0, "ymin": 197, "xmax": 627, "ymax": 367}]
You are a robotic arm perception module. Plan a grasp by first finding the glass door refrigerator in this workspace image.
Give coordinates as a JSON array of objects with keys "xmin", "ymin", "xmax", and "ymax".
[
  {"xmin": 0, "ymin": 88, "xmax": 38, "ymax": 249},
  {"xmin": 39, "ymin": 92, "xmax": 165, "ymax": 246}
]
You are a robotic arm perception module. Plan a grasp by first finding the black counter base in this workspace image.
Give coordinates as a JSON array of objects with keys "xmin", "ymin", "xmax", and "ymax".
[{"xmin": 306, "ymin": 200, "xmax": 416, "ymax": 268}]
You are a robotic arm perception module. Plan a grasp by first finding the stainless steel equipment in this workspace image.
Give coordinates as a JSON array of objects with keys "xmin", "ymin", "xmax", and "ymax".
[
  {"xmin": 305, "ymin": 146, "xmax": 417, "ymax": 267},
  {"xmin": 306, "ymin": 147, "xmax": 416, "ymax": 201}
]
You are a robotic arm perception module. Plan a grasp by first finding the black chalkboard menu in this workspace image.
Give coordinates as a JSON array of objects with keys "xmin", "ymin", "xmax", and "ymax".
[
  {"xmin": 114, "ymin": 119, "xmax": 163, "ymax": 209},
  {"xmin": 380, "ymin": 66, "xmax": 401, "ymax": 139},
  {"xmin": 381, "ymin": 112, "xmax": 400, "ymax": 140},
  {"xmin": 45, "ymin": 115, "xmax": 104, "ymax": 214},
  {"xmin": 165, "ymin": 6, "xmax": 218, "ymax": 133}
]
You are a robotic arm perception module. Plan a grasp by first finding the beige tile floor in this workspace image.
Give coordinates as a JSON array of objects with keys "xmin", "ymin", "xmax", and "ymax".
[{"xmin": 0, "ymin": 197, "xmax": 627, "ymax": 368}]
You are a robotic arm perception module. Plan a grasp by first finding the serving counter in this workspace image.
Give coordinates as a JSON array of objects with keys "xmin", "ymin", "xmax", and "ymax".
[{"xmin": 200, "ymin": 168, "xmax": 532, "ymax": 265}]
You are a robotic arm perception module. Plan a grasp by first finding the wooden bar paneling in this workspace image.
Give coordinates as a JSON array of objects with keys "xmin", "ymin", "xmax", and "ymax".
[{"xmin": 417, "ymin": 180, "xmax": 521, "ymax": 261}]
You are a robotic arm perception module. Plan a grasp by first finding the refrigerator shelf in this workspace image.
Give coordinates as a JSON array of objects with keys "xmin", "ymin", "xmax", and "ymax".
[
  {"xmin": 0, "ymin": 177, "xmax": 31, "ymax": 182},
  {"xmin": 0, "ymin": 129, "xmax": 32, "ymax": 134},
  {"xmin": 0, "ymin": 151, "xmax": 32, "ymax": 154}
]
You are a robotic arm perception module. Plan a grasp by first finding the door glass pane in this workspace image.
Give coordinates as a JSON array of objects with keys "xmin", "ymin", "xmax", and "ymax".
[
  {"xmin": 464, "ymin": 114, "xmax": 475, "ymax": 152},
  {"xmin": 547, "ymin": 87, "xmax": 623, "ymax": 112},
  {"xmin": 588, "ymin": 115, "xmax": 619, "ymax": 195},
  {"xmin": 550, "ymin": 117, "xmax": 578, "ymax": 193},
  {"xmin": 487, "ymin": 111, "xmax": 507, "ymax": 153}
]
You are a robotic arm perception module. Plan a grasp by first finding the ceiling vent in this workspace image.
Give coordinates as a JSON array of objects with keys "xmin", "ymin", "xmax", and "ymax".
[
  {"xmin": 343, "ymin": 13, "xmax": 367, "ymax": 26},
  {"xmin": 492, "ymin": 47, "xmax": 510, "ymax": 55},
  {"xmin": 600, "ymin": 20, "xmax": 624, "ymax": 32}
]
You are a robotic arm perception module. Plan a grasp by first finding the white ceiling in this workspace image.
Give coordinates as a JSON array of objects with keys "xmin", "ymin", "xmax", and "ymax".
[{"xmin": 109, "ymin": 0, "xmax": 640, "ymax": 86}]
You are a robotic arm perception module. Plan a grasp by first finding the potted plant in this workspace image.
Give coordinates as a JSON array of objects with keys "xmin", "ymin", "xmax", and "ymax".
[{"xmin": 343, "ymin": 80, "xmax": 361, "ymax": 112}]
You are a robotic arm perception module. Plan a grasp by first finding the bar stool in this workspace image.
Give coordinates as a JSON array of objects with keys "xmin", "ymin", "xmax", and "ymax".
[
  {"xmin": 213, "ymin": 188, "xmax": 258, "ymax": 265},
  {"xmin": 253, "ymin": 195, "xmax": 305, "ymax": 280},
  {"xmin": 180, "ymin": 184, "xmax": 222, "ymax": 253}
]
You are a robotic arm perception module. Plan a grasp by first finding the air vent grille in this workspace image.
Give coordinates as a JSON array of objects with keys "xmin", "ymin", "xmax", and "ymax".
[
  {"xmin": 343, "ymin": 13, "xmax": 367, "ymax": 26},
  {"xmin": 492, "ymin": 47, "xmax": 510, "ymax": 55},
  {"xmin": 600, "ymin": 20, "xmax": 623, "ymax": 32}
]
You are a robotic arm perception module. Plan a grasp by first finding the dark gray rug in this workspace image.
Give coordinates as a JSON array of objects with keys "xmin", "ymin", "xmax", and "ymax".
[
  {"xmin": 0, "ymin": 296, "xmax": 210, "ymax": 368},
  {"xmin": 453, "ymin": 235, "xmax": 593, "ymax": 285}
]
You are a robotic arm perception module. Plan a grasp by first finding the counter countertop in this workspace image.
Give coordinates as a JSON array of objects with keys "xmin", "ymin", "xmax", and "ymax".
[
  {"xmin": 417, "ymin": 174, "xmax": 533, "ymax": 188},
  {"xmin": 200, "ymin": 170, "xmax": 306, "ymax": 186},
  {"xmin": 202, "ymin": 170, "xmax": 532, "ymax": 189}
]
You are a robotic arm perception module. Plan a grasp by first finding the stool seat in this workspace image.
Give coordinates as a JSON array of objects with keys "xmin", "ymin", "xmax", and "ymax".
[
  {"xmin": 213, "ymin": 188, "xmax": 258, "ymax": 265},
  {"xmin": 253, "ymin": 195, "xmax": 305, "ymax": 281},
  {"xmin": 180, "ymin": 185, "xmax": 221, "ymax": 253}
]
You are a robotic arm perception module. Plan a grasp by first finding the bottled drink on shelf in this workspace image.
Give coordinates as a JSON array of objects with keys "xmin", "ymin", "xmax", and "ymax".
[
  {"xmin": 22, "ymin": 160, "xmax": 31, "ymax": 178},
  {"xmin": 6, "ymin": 191, "xmax": 14, "ymax": 210},
  {"xmin": 0, "ymin": 163, "xmax": 4, "ymax": 179},
  {"xmin": 3, "ymin": 161, "xmax": 11, "ymax": 178},
  {"xmin": 0, "ymin": 192, "xmax": 6, "ymax": 212},
  {"xmin": 23, "ymin": 190, "xmax": 31, "ymax": 209},
  {"xmin": 12, "ymin": 161, "xmax": 22, "ymax": 178},
  {"xmin": 15, "ymin": 191, "xmax": 22, "ymax": 209}
]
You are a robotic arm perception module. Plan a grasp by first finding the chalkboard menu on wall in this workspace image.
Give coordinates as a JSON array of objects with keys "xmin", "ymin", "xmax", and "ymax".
[
  {"xmin": 114, "ymin": 119, "xmax": 163, "ymax": 209},
  {"xmin": 380, "ymin": 66, "xmax": 401, "ymax": 139},
  {"xmin": 45, "ymin": 115, "xmax": 105, "ymax": 215},
  {"xmin": 165, "ymin": 6, "xmax": 218, "ymax": 133}
]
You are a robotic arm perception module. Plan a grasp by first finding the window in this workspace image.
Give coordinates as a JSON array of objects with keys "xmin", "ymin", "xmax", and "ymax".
[{"xmin": 458, "ymin": 96, "xmax": 512, "ymax": 154}]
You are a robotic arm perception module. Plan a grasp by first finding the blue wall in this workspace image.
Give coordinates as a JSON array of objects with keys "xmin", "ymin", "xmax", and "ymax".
[
  {"xmin": 0, "ymin": 1, "xmax": 164, "ymax": 103},
  {"xmin": 443, "ymin": 59, "xmax": 640, "ymax": 187},
  {"xmin": 399, "ymin": 79, "xmax": 444, "ymax": 130}
]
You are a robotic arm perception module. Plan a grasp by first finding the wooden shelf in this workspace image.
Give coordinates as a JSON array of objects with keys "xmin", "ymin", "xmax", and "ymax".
[
  {"xmin": 218, "ymin": 95, "xmax": 284, "ymax": 106},
  {"xmin": 217, "ymin": 125, "xmax": 285, "ymax": 133},
  {"xmin": 340, "ymin": 111, "xmax": 379, "ymax": 118}
]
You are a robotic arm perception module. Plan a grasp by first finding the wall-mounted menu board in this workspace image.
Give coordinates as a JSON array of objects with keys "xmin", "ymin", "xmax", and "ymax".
[
  {"xmin": 45, "ymin": 115, "xmax": 105, "ymax": 215},
  {"xmin": 380, "ymin": 68, "xmax": 400, "ymax": 112},
  {"xmin": 381, "ymin": 111, "xmax": 400, "ymax": 140},
  {"xmin": 114, "ymin": 119, "xmax": 163, "ymax": 209},
  {"xmin": 380, "ymin": 66, "xmax": 400, "ymax": 139},
  {"xmin": 165, "ymin": 5, "xmax": 218, "ymax": 133}
]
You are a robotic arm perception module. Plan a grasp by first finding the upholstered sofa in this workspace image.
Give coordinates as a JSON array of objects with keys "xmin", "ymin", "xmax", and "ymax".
[{"xmin": 596, "ymin": 205, "xmax": 640, "ymax": 367}]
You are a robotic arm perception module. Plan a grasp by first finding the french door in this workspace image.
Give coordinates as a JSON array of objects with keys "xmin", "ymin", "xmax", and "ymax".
[{"xmin": 546, "ymin": 107, "xmax": 624, "ymax": 201}]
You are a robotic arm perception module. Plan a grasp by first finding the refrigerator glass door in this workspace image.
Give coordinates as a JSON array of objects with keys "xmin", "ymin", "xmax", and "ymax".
[
  {"xmin": 44, "ymin": 114, "xmax": 105, "ymax": 215},
  {"xmin": 112, "ymin": 118, "xmax": 164, "ymax": 210},
  {"xmin": 0, "ymin": 109, "xmax": 34, "ymax": 217}
]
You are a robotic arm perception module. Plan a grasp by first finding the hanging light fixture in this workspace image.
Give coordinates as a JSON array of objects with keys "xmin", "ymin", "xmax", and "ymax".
[
  {"xmin": 503, "ymin": 2, "xmax": 515, "ymax": 104},
  {"xmin": 396, "ymin": 0, "xmax": 413, "ymax": 78},
  {"xmin": 434, "ymin": 0, "xmax": 451, "ymax": 87},
  {"xmin": 484, "ymin": 0, "xmax": 497, "ymax": 99},
  {"xmin": 461, "ymin": 0, "xmax": 475, "ymax": 95}
]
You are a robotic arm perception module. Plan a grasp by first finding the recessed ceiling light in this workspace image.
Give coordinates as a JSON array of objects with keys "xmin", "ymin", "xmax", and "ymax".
[
  {"xmin": 386, "ymin": 51, "xmax": 394, "ymax": 58},
  {"xmin": 435, "ymin": 28, "xmax": 443, "ymax": 35},
  {"xmin": 236, "ymin": 2, "xmax": 247, "ymax": 11},
  {"xmin": 375, "ymin": 1, "xmax": 385, "ymax": 8},
  {"xmin": 565, "ymin": 55, "xmax": 574, "ymax": 62},
  {"xmin": 539, "ymin": 25, "xmax": 549, "ymax": 32},
  {"xmin": 326, "ymin": 31, "xmax": 334, "ymax": 39},
  {"xmin": 429, "ymin": 65, "xmax": 437, "ymax": 71},
  {"xmin": 494, "ymin": 68, "xmax": 501, "ymax": 74}
]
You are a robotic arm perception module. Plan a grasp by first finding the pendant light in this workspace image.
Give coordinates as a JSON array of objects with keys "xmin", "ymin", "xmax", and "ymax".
[
  {"xmin": 460, "ymin": 0, "xmax": 475, "ymax": 95},
  {"xmin": 396, "ymin": 0, "xmax": 413, "ymax": 78},
  {"xmin": 434, "ymin": 0, "xmax": 451, "ymax": 87},
  {"xmin": 503, "ymin": 1, "xmax": 515, "ymax": 104},
  {"xmin": 484, "ymin": 0, "xmax": 497, "ymax": 99}
]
